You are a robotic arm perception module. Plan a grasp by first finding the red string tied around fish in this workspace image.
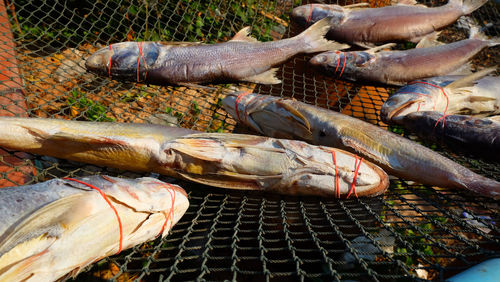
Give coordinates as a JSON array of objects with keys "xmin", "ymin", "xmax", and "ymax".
[
  {"xmin": 408, "ymin": 81, "xmax": 449, "ymax": 129},
  {"xmin": 64, "ymin": 177, "xmax": 124, "ymax": 254}
]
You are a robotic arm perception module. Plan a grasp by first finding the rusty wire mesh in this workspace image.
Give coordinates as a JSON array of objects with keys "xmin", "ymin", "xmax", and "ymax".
[{"xmin": 0, "ymin": 0, "xmax": 499, "ymax": 281}]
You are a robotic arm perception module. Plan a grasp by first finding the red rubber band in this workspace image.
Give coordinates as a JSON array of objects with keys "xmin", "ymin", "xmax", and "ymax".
[
  {"xmin": 306, "ymin": 4, "xmax": 314, "ymax": 24},
  {"xmin": 338, "ymin": 52, "xmax": 347, "ymax": 79},
  {"xmin": 155, "ymin": 182, "xmax": 176, "ymax": 236},
  {"xmin": 347, "ymin": 157, "xmax": 363, "ymax": 199},
  {"xmin": 331, "ymin": 151, "xmax": 340, "ymax": 198},
  {"xmin": 108, "ymin": 44, "xmax": 113, "ymax": 78},
  {"xmin": 137, "ymin": 42, "xmax": 145, "ymax": 82},
  {"xmin": 235, "ymin": 92, "xmax": 252, "ymax": 123},
  {"xmin": 334, "ymin": 51, "xmax": 341, "ymax": 74},
  {"xmin": 243, "ymin": 94, "xmax": 262, "ymax": 123},
  {"xmin": 409, "ymin": 81, "xmax": 449, "ymax": 127},
  {"xmin": 416, "ymin": 102, "xmax": 421, "ymax": 112},
  {"xmin": 64, "ymin": 177, "xmax": 123, "ymax": 254}
]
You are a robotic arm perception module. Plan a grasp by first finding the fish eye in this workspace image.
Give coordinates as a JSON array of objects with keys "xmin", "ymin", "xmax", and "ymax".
[{"xmin": 315, "ymin": 55, "xmax": 327, "ymax": 63}]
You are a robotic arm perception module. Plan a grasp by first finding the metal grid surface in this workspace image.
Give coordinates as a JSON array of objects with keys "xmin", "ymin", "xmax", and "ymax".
[{"xmin": 0, "ymin": 0, "xmax": 499, "ymax": 281}]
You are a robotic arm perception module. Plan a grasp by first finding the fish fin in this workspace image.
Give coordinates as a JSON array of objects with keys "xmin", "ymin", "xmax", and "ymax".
[
  {"xmin": 51, "ymin": 132, "xmax": 129, "ymax": 146},
  {"xmin": 469, "ymin": 24, "xmax": 500, "ymax": 46},
  {"xmin": 343, "ymin": 3, "xmax": 370, "ymax": 8},
  {"xmin": 159, "ymin": 41, "xmax": 204, "ymax": 47},
  {"xmin": 230, "ymin": 27, "xmax": 259, "ymax": 42},
  {"xmin": 297, "ymin": 17, "xmax": 350, "ymax": 53},
  {"xmin": 275, "ymin": 100, "xmax": 312, "ymax": 132},
  {"xmin": 19, "ymin": 125, "xmax": 128, "ymax": 147},
  {"xmin": 460, "ymin": 0, "xmax": 488, "ymax": 15},
  {"xmin": 391, "ymin": 0, "xmax": 418, "ymax": 5},
  {"xmin": 242, "ymin": 68, "xmax": 281, "ymax": 84},
  {"xmin": 0, "ymin": 193, "xmax": 87, "ymax": 260},
  {"xmin": 415, "ymin": 32, "xmax": 443, "ymax": 48},
  {"xmin": 354, "ymin": 42, "xmax": 377, "ymax": 49},
  {"xmin": 445, "ymin": 67, "xmax": 496, "ymax": 89},
  {"xmin": 366, "ymin": 43, "xmax": 396, "ymax": 54},
  {"xmin": 0, "ymin": 243, "xmax": 53, "ymax": 280},
  {"xmin": 446, "ymin": 61, "xmax": 473, "ymax": 75},
  {"xmin": 177, "ymin": 83, "xmax": 218, "ymax": 90},
  {"xmin": 468, "ymin": 95, "xmax": 497, "ymax": 102}
]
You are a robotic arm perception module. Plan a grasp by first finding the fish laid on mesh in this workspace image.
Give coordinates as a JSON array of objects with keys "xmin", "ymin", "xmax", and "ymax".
[
  {"xmin": 0, "ymin": 175, "xmax": 189, "ymax": 281},
  {"xmin": 0, "ymin": 117, "xmax": 389, "ymax": 198},
  {"xmin": 85, "ymin": 18, "xmax": 348, "ymax": 85},
  {"xmin": 308, "ymin": 29, "xmax": 499, "ymax": 85},
  {"xmin": 381, "ymin": 67, "xmax": 500, "ymax": 124},
  {"xmin": 401, "ymin": 111, "xmax": 500, "ymax": 155},
  {"xmin": 291, "ymin": 0, "xmax": 488, "ymax": 46},
  {"xmin": 222, "ymin": 92, "xmax": 500, "ymax": 198}
]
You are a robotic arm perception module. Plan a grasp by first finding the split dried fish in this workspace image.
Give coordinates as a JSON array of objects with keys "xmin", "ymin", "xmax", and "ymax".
[
  {"xmin": 0, "ymin": 117, "xmax": 388, "ymax": 198},
  {"xmin": 0, "ymin": 175, "xmax": 189, "ymax": 281}
]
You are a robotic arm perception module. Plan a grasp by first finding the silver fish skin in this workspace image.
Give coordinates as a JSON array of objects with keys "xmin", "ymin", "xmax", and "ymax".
[
  {"xmin": 222, "ymin": 92, "xmax": 500, "ymax": 198},
  {"xmin": 309, "ymin": 37, "xmax": 499, "ymax": 85},
  {"xmin": 401, "ymin": 111, "xmax": 500, "ymax": 155},
  {"xmin": 0, "ymin": 175, "xmax": 189, "ymax": 281},
  {"xmin": 85, "ymin": 18, "xmax": 348, "ymax": 85},
  {"xmin": 291, "ymin": 0, "xmax": 487, "ymax": 45},
  {"xmin": 381, "ymin": 69, "xmax": 500, "ymax": 124},
  {"xmin": 0, "ymin": 117, "xmax": 389, "ymax": 198}
]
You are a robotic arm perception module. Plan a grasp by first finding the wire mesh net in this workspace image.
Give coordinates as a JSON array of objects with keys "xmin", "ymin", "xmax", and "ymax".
[{"xmin": 0, "ymin": 0, "xmax": 499, "ymax": 280}]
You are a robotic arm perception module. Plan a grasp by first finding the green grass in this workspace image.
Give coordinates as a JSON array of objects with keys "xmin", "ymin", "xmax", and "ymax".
[{"xmin": 67, "ymin": 90, "xmax": 115, "ymax": 122}]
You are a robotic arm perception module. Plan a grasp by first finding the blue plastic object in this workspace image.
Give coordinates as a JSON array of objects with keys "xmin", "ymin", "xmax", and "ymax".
[{"xmin": 447, "ymin": 258, "xmax": 500, "ymax": 282}]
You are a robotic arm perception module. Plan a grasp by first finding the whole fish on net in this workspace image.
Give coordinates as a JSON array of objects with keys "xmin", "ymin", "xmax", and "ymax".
[
  {"xmin": 85, "ymin": 18, "xmax": 348, "ymax": 85},
  {"xmin": 222, "ymin": 92, "xmax": 500, "ymax": 198},
  {"xmin": 0, "ymin": 175, "xmax": 189, "ymax": 281},
  {"xmin": 381, "ymin": 67, "xmax": 500, "ymax": 124},
  {"xmin": 291, "ymin": 0, "xmax": 488, "ymax": 46},
  {"xmin": 401, "ymin": 111, "xmax": 500, "ymax": 156},
  {"xmin": 308, "ymin": 28, "xmax": 499, "ymax": 85},
  {"xmin": 0, "ymin": 117, "xmax": 389, "ymax": 198}
]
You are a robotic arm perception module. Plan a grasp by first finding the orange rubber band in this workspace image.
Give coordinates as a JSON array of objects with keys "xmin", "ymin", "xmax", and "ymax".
[{"xmin": 64, "ymin": 177, "xmax": 123, "ymax": 254}]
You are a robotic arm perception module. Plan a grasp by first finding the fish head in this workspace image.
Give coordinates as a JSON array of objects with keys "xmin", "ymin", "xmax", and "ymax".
[
  {"xmin": 381, "ymin": 85, "xmax": 440, "ymax": 124},
  {"xmin": 85, "ymin": 42, "xmax": 160, "ymax": 80},
  {"xmin": 222, "ymin": 92, "xmax": 313, "ymax": 141},
  {"xmin": 67, "ymin": 175, "xmax": 189, "ymax": 234},
  {"xmin": 309, "ymin": 51, "xmax": 365, "ymax": 80},
  {"xmin": 291, "ymin": 4, "xmax": 344, "ymax": 26}
]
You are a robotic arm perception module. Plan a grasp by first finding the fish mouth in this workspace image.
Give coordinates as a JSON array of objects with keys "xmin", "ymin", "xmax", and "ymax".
[
  {"xmin": 384, "ymin": 99, "xmax": 423, "ymax": 124},
  {"xmin": 85, "ymin": 48, "xmax": 113, "ymax": 74}
]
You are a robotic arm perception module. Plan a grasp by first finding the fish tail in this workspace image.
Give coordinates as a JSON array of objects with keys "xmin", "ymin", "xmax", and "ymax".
[
  {"xmin": 469, "ymin": 25, "xmax": 500, "ymax": 47},
  {"xmin": 458, "ymin": 0, "xmax": 488, "ymax": 15},
  {"xmin": 460, "ymin": 173, "xmax": 500, "ymax": 199},
  {"xmin": 297, "ymin": 17, "xmax": 350, "ymax": 53}
]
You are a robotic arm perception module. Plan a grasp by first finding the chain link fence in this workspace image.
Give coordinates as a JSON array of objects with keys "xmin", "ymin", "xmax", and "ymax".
[{"xmin": 0, "ymin": 0, "xmax": 499, "ymax": 280}]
